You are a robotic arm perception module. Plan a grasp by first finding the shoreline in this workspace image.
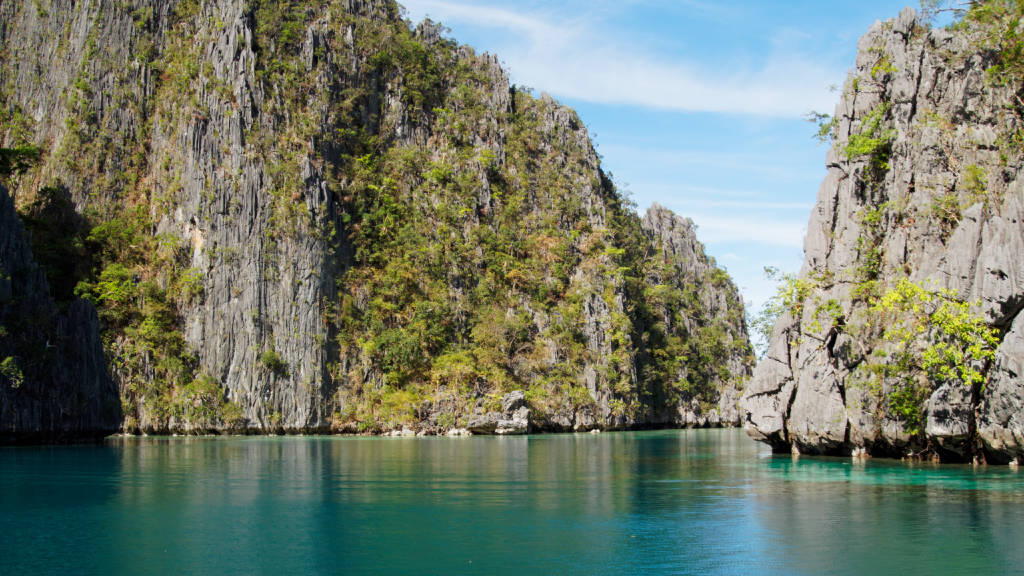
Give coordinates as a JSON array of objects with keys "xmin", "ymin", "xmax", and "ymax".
[{"xmin": 1, "ymin": 421, "xmax": 743, "ymax": 446}]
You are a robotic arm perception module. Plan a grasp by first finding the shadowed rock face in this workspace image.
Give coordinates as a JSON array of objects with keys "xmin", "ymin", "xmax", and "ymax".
[
  {"xmin": 0, "ymin": 186, "xmax": 119, "ymax": 441},
  {"xmin": 0, "ymin": 0, "xmax": 752, "ymax": 438},
  {"xmin": 742, "ymin": 7, "xmax": 1024, "ymax": 463}
]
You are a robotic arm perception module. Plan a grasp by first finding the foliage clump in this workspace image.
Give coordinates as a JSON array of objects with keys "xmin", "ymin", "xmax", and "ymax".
[
  {"xmin": 0, "ymin": 0, "xmax": 750, "ymax": 432},
  {"xmin": 750, "ymin": 266, "xmax": 816, "ymax": 353},
  {"xmin": 806, "ymin": 112, "xmax": 836, "ymax": 144},
  {"xmin": 0, "ymin": 356, "xmax": 24, "ymax": 389},
  {"xmin": 871, "ymin": 279, "xmax": 999, "ymax": 390},
  {"xmin": 259, "ymin": 349, "xmax": 289, "ymax": 378},
  {"xmin": 844, "ymin": 103, "xmax": 897, "ymax": 174},
  {"xmin": 850, "ymin": 279, "xmax": 997, "ymax": 436},
  {"xmin": 0, "ymin": 145, "xmax": 40, "ymax": 178}
]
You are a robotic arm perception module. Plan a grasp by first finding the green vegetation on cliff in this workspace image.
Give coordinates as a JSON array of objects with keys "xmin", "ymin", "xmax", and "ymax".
[
  {"xmin": 743, "ymin": 1, "xmax": 1024, "ymax": 461},
  {"xmin": 0, "ymin": 0, "xmax": 752, "ymax": 434}
]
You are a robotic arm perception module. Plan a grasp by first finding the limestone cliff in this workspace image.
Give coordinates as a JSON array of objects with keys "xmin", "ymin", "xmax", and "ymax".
[
  {"xmin": 0, "ymin": 0, "xmax": 752, "ymax": 437},
  {"xmin": 0, "ymin": 185, "xmax": 118, "ymax": 441},
  {"xmin": 742, "ymin": 5, "xmax": 1024, "ymax": 463},
  {"xmin": 641, "ymin": 204, "xmax": 749, "ymax": 427}
]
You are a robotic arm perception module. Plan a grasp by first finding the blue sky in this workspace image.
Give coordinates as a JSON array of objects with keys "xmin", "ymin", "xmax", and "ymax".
[{"xmin": 400, "ymin": 0, "xmax": 916, "ymax": 318}]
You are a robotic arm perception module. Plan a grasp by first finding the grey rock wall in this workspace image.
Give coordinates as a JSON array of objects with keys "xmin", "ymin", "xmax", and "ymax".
[
  {"xmin": 0, "ymin": 0, "xmax": 752, "ymax": 437},
  {"xmin": 741, "ymin": 7, "xmax": 1024, "ymax": 463}
]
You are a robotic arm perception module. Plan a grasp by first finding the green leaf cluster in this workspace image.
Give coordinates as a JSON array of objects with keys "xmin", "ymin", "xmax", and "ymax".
[
  {"xmin": 844, "ymin": 103, "xmax": 897, "ymax": 173},
  {"xmin": 806, "ymin": 112, "xmax": 836, "ymax": 144},
  {"xmin": 872, "ymin": 279, "xmax": 999, "ymax": 389},
  {"xmin": 859, "ymin": 278, "xmax": 1000, "ymax": 435},
  {"xmin": 751, "ymin": 266, "xmax": 816, "ymax": 350},
  {"xmin": 0, "ymin": 356, "xmax": 24, "ymax": 389},
  {"xmin": 0, "ymin": 145, "xmax": 40, "ymax": 177}
]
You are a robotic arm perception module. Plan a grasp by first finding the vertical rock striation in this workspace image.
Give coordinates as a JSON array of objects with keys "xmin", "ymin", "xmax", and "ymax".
[
  {"xmin": 0, "ymin": 0, "xmax": 752, "ymax": 438},
  {"xmin": 742, "ymin": 6, "xmax": 1024, "ymax": 462}
]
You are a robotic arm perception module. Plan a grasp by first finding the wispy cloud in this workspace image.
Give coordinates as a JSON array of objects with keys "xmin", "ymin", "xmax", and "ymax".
[
  {"xmin": 406, "ymin": 0, "xmax": 564, "ymax": 41},
  {"xmin": 402, "ymin": 0, "xmax": 842, "ymax": 117},
  {"xmin": 599, "ymin": 145, "xmax": 823, "ymax": 181},
  {"xmin": 684, "ymin": 212, "xmax": 807, "ymax": 249}
]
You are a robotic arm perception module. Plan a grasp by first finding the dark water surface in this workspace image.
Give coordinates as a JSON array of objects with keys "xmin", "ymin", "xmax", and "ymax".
[{"xmin": 2, "ymin": 429, "xmax": 1023, "ymax": 575}]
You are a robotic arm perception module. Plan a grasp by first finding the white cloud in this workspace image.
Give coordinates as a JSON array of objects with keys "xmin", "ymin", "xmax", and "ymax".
[
  {"xmin": 686, "ymin": 213, "xmax": 807, "ymax": 249},
  {"xmin": 405, "ymin": 0, "xmax": 563, "ymax": 42},
  {"xmin": 599, "ymin": 145, "xmax": 821, "ymax": 181},
  {"xmin": 401, "ymin": 0, "xmax": 842, "ymax": 117}
]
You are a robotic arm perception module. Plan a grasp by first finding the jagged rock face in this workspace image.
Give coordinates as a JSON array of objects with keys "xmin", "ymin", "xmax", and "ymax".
[
  {"xmin": 742, "ymin": 7, "xmax": 1024, "ymax": 462},
  {"xmin": 641, "ymin": 204, "xmax": 751, "ymax": 426},
  {"xmin": 466, "ymin": 390, "xmax": 530, "ymax": 435},
  {"xmin": 0, "ymin": 186, "xmax": 118, "ymax": 440},
  {"xmin": 0, "ymin": 0, "xmax": 752, "ymax": 437}
]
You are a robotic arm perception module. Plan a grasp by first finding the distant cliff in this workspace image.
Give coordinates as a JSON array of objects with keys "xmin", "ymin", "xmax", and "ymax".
[
  {"xmin": 742, "ymin": 5, "xmax": 1024, "ymax": 463},
  {"xmin": 0, "ymin": 0, "xmax": 752, "ymax": 437}
]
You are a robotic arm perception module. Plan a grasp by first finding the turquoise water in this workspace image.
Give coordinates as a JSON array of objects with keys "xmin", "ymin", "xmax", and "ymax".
[{"xmin": 2, "ymin": 429, "xmax": 1023, "ymax": 575}]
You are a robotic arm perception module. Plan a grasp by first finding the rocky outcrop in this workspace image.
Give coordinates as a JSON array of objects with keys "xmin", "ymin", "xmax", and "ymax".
[
  {"xmin": 979, "ymin": 317, "xmax": 1024, "ymax": 459},
  {"xmin": 641, "ymin": 204, "xmax": 751, "ymax": 426},
  {"xmin": 467, "ymin": 390, "xmax": 530, "ymax": 435},
  {"xmin": 0, "ymin": 186, "xmax": 118, "ymax": 441},
  {"xmin": 742, "ymin": 6, "xmax": 1024, "ymax": 463},
  {"xmin": 0, "ymin": 0, "xmax": 752, "ymax": 439}
]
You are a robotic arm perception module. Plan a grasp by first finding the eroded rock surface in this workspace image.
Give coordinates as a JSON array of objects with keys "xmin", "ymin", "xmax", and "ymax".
[
  {"xmin": 742, "ymin": 7, "xmax": 1024, "ymax": 462},
  {"xmin": 0, "ymin": 0, "xmax": 752, "ymax": 438},
  {"xmin": 467, "ymin": 391, "xmax": 530, "ymax": 435}
]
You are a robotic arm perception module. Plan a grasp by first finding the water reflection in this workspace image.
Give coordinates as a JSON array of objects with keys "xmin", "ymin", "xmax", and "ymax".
[
  {"xmin": 749, "ymin": 453, "xmax": 1024, "ymax": 575},
  {"xmin": 1, "ymin": 431, "xmax": 1023, "ymax": 575}
]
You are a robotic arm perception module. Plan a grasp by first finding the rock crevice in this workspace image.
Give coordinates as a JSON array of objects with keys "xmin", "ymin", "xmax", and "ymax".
[
  {"xmin": 0, "ymin": 0, "xmax": 753, "ymax": 439},
  {"xmin": 742, "ymin": 6, "xmax": 1024, "ymax": 462}
]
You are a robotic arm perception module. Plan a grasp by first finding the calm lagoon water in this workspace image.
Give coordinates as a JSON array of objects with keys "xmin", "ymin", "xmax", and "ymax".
[{"xmin": 2, "ymin": 429, "xmax": 1023, "ymax": 575}]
